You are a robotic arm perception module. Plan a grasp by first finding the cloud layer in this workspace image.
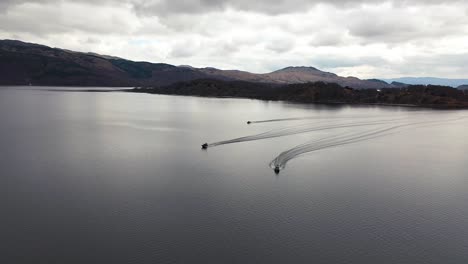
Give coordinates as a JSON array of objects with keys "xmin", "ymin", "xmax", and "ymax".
[{"xmin": 1, "ymin": 0, "xmax": 468, "ymax": 78}]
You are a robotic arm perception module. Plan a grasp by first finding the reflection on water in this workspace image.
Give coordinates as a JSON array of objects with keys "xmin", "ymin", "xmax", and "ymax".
[{"xmin": 1, "ymin": 87, "xmax": 468, "ymax": 264}]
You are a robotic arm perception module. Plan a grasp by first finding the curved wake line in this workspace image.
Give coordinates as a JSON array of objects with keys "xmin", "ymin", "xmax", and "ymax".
[
  {"xmin": 248, "ymin": 117, "xmax": 321, "ymax": 124},
  {"xmin": 207, "ymin": 119, "xmax": 405, "ymax": 148},
  {"xmin": 270, "ymin": 126, "xmax": 399, "ymax": 170},
  {"xmin": 270, "ymin": 117, "xmax": 466, "ymax": 171},
  {"xmin": 247, "ymin": 112, "xmax": 434, "ymax": 124}
]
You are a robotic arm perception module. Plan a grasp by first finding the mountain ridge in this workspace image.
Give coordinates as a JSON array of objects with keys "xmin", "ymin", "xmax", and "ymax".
[
  {"xmin": 384, "ymin": 77, "xmax": 468, "ymax": 88},
  {"xmin": 0, "ymin": 39, "xmax": 391, "ymax": 88}
]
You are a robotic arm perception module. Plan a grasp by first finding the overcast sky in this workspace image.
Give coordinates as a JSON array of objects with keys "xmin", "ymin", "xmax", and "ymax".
[{"xmin": 1, "ymin": 0, "xmax": 468, "ymax": 78}]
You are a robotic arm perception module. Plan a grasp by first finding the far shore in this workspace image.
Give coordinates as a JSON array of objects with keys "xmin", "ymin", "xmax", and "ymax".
[{"xmin": 8, "ymin": 84, "xmax": 467, "ymax": 110}]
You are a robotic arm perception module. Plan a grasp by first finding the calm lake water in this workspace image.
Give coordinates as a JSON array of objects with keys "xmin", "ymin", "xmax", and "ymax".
[{"xmin": 2, "ymin": 86, "xmax": 468, "ymax": 264}]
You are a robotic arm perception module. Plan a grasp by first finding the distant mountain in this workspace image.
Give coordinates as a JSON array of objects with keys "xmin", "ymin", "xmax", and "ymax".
[
  {"xmin": 199, "ymin": 66, "xmax": 392, "ymax": 89},
  {"xmin": 384, "ymin": 77, "xmax": 468, "ymax": 88},
  {"xmin": 0, "ymin": 39, "xmax": 391, "ymax": 88},
  {"xmin": 390, "ymin": 81, "xmax": 409, "ymax": 88},
  {"xmin": 366, "ymin": 79, "xmax": 389, "ymax": 86}
]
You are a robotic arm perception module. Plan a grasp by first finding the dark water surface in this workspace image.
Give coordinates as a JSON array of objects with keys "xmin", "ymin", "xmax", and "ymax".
[{"xmin": 2, "ymin": 87, "xmax": 468, "ymax": 264}]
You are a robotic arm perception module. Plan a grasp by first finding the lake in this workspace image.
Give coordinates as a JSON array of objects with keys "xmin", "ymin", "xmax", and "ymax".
[{"xmin": 2, "ymin": 86, "xmax": 468, "ymax": 264}]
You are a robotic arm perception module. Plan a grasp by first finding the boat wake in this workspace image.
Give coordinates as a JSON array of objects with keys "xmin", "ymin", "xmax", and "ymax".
[
  {"xmin": 205, "ymin": 119, "xmax": 404, "ymax": 148},
  {"xmin": 269, "ymin": 117, "xmax": 465, "ymax": 172},
  {"xmin": 201, "ymin": 113, "xmax": 466, "ymax": 173},
  {"xmin": 246, "ymin": 114, "xmax": 407, "ymax": 124}
]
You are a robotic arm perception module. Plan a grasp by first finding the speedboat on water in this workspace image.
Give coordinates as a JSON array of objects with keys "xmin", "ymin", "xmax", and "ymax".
[{"xmin": 274, "ymin": 166, "xmax": 280, "ymax": 174}]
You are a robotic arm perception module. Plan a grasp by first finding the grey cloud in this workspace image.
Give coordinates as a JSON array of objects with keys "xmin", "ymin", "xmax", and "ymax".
[
  {"xmin": 130, "ymin": 0, "xmax": 466, "ymax": 16},
  {"xmin": 265, "ymin": 39, "xmax": 295, "ymax": 53},
  {"xmin": 0, "ymin": 0, "xmax": 130, "ymax": 13},
  {"xmin": 211, "ymin": 41, "xmax": 240, "ymax": 55},
  {"xmin": 407, "ymin": 53, "xmax": 468, "ymax": 69},
  {"xmin": 0, "ymin": 1, "xmax": 137, "ymax": 36},
  {"xmin": 345, "ymin": 5, "xmax": 468, "ymax": 44},
  {"xmin": 309, "ymin": 32, "xmax": 346, "ymax": 47},
  {"xmin": 2, "ymin": 0, "xmax": 467, "ymax": 16},
  {"xmin": 348, "ymin": 18, "xmax": 418, "ymax": 43},
  {"xmin": 169, "ymin": 41, "xmax": 200, "ymax": 58},
  {"xmin": 170, "ymin": 48, "xmax": 196, "ymax": 58},
  {"xmin": 82, "ymin": 37, "xmax": 101, "ymax": 45},
  {"xmin": 377, "ymin": 53, "xmax": 468, "ymax": 77},
  {"xmin": 1, "ymin": 0, "xmax": 468, "ymax": 78},
  {"xmin": 311, "ymin": 55, "xmax": 388, "ymax": 69}
]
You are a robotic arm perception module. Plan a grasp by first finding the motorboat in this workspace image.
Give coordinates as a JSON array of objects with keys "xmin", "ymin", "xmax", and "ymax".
[{"xmin": 274, "ymin": 166, "xmax": 280, "ymax": 174}]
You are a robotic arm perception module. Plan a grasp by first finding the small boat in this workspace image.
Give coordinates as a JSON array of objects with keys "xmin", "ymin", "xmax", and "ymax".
[
  {"xmin": 247, "ymin": 121, "xmax": 252, "ymax": 124},
  {"xmin": 274, "ymin": 166, "xmax": 280, "ymax": 174},
  {"xmin": 201, "ymin": 143, "xmax": 208, "ymax": 149}
]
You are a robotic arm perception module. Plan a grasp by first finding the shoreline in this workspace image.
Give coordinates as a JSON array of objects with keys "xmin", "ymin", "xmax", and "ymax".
[
  {"xmin": 127, "ymin": 89, "xmax": 468, "ymax": 110},
  {"xmin": 9, "ymin": 85, "xmax": 468, "ymax": 110}
]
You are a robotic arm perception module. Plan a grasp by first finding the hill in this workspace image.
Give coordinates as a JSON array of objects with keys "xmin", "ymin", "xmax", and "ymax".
[
  {"xmin": 133, "ymin": 79, "xmax": 468, "ymax": 108},
  {"xmin": 0, "ymin": 39, "xmax": 391, "ymax": 89},
  {"xmin": 198, "ymin": 66, "xmax": 391, "ymax": 89},
  {"xmin": 0, "ymin": 40, "xmax": 212, "ymax": 86}
]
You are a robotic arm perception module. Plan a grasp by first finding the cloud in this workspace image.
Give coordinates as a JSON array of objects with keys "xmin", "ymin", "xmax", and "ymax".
[
  {"xmin": 309, "ymin": 32, "xmax": 347, "ymax": 47},
  {"xmin": 130, "ymin": 0, "xmax": 467, "ymax": 16},
  {"xmin": 1, "ymin": 0, "xmax": 468, "ymax": 78},
  {"xmin": 0, "ymin": 1, "xmax": 139, "ymax": 36},
  {"xmin": 266, "ymin": 39, "xmax": 295, "ymax": 53},
  {"xmin": 311, "ymin": 55, "xmax": 388, "ymax": 69},
  {"xmin": 2, "ymin": 0, "xmax": 467, "ymax": 15},
  {"xmin": 169, "ymin": 40, "xmax": 200, "ymax": 58},
  {"xmin": 346, "ymin": 4, "xmax": 468, "ymax": 44}
]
